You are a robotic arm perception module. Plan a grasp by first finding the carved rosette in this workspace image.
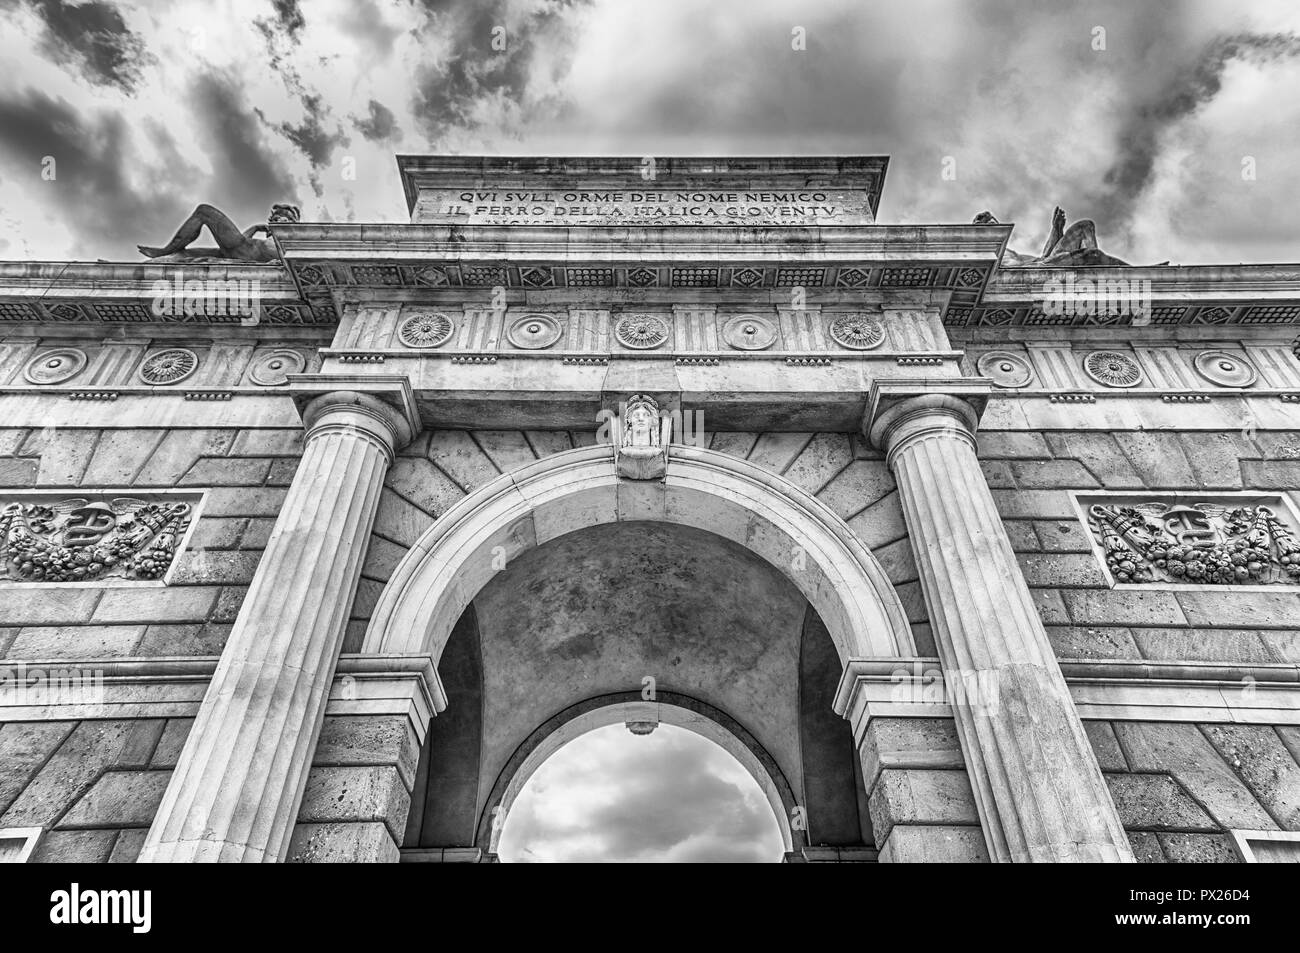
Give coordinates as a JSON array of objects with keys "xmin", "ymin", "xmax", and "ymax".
[
  {"xmin": 828, "ymin": 313, "xmax": 885, "ymax": 350},
  {"xmin": 1082, "ymin": 350, "xmax": 1142, "ymax": 387},
  {"xmin": 506, "ymin": 313, "xmax": 563, "ymax": 350},
  {"xmin": 398, "ymin": 311, "xmax": 455, "ymax": 348},
  {"xmin": 24, "ymin": 348, "xmax": 88, "ymax": 385},
  {"xmin": 1192, "ymin": 350, "xmax": 1257, "ymax": 388},
  {"xmin": 139, "ymin": 348, "xmax": 199, "ymax": 385},
  {"xmin": 614, "ymin": 314, "xmax": 670, "ymax": 350},
  {"xmin": 976, "ymin": 351, "xmax": 1034, "ymax": 388},
  {"xmin": 248, "ymin": 348, "xmax": 306, "ymax": 386},
  {"xmin": 1, "ymin": 496, "xmax": 196, "ymax": 582},
  {"xmin": 1085, "ymin": 499, "xmax": 1300, "ymax": 585},
  {"xmin": 721, "ymin": 314, "xmax": 777, "ymax": 350}
]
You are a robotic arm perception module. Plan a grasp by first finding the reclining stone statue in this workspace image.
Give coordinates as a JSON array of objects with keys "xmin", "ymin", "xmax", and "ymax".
[
  {"xmin": 973, "ymin": 206, "xmax": 1130, "ymax": 267},
  {"xmin": 138, "ymin": 203, "xmax": 300, "ymax": 263}
]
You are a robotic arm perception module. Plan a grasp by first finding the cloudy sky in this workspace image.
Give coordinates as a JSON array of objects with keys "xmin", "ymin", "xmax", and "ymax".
[
  {"xmin": 497, "ymin": 724, "xmax": 784, "ymax": 863},
  {"xmin": 1, "ymin": 0, "xmax": 1299, "ymax": 264}
]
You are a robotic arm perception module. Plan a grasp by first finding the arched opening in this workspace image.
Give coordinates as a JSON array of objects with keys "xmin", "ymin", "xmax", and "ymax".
[
  {"xmin": 488, "ymin": 693, "xmax": 792, "ymax": 862},
  {"xmin": 385, "ymin": 445, "xmax": 906, "ymax": 862}
]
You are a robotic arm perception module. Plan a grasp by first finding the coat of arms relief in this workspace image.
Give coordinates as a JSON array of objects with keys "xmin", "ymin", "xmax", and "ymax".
[{"xmin": 1084, "ymin": 498, "xmax": 1300, "ymax": 586}]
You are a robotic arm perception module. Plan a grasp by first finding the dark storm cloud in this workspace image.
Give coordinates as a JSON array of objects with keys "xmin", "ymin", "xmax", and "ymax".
[
  {"xmin": 186, "ymin": 71, "xmax": 299, "ymax": 224},
  {"xmin": 410, "ymin": 0, "xmax": 588, "ymax": 139},
  {"xmin": 354, "ymin": 99, "xmax": 400, "ymax": 141},
  {"xmin": 269, "ymin": 0, "xmax": 304, "ymax": 39},
  {"xmin": 0, "ymin": 88, "xmax": 185, "ymax": 257},
  {"xmin": 25, "ymin": 0, "xmax": 152, "ymax": 91},
  {"xmin": 1095, "ymin": 32, "xmax": 1300, "ymax": 230},
  {"xmin": 267, "ymin": 93, "xmax": 350, "ymax": 169}
]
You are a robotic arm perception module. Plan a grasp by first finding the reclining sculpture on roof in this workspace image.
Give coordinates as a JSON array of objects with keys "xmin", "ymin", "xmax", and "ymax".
[
  {"xmin": 138, "ymin": 203, "xmax": 300, "ymax": 263},
  {"xmin": 973, "ymin": 206, "xmax": 1131, "ymax": 267}
]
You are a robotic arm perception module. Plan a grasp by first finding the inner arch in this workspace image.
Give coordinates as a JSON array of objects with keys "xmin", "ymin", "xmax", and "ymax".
[{"xmin": 483, "ymin": 692, "xmax": 798, "ymax": 858}]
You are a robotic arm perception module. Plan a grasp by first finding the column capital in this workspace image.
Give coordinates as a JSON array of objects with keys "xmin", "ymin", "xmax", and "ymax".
[
  {"xmin": 289, "ymin": 374, "xmax": 422, "ymax": 455},
  {"xmin": 865, "ymin": 379, "xmax": 992, "ymax": 461}
]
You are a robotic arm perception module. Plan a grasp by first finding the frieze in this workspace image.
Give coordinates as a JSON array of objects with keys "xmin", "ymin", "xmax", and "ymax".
[
  {"xmin": 1, "ymin": 492, "xmax": 202, "ymax": 585},
  {"xmin": 1079, "ymin": 494, "xmax": 1300, "ymax": 587}
]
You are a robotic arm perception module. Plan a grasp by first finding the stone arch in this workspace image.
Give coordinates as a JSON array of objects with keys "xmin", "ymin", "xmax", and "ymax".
[
  {"xmin": 363, "ymin": 444, "xmax": 914, "ymax": 664},
  {"xmin": 476, "ymin": 690, "xmax": 801, "ymax": 856}
]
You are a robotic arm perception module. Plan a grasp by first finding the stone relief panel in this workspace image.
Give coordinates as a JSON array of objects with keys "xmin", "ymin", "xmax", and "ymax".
[
  {"xmin": 1, "ymin": 492, "xmax": 203, "ymax": 585},
  {"xmin": 1077, "ymin": 493, "xmax": 1300, "ymax": 587}
]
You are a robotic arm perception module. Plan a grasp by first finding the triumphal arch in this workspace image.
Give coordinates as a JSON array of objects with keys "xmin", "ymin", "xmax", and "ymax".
[{"xmin": 1, "ymin": 156, "xmax": 1298, "ymax": 864}]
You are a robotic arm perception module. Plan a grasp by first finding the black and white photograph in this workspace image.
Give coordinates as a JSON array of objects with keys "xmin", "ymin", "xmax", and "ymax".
[{"xmin": 0, "ymin": 0, "xmax": 1293, "ymax": 919}]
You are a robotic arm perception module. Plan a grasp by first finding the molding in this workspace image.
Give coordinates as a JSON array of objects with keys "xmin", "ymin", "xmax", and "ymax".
[
  {"xmin": 0, "ymin": 827, "xmax": 43, "ymax": 863},
  {"xmin": 834, "ymin": 658, "xmax": 1300, "ymax": 742},
  {"xmin": 1227, "ymin": 829, "xmax": 1300, "ymax": 862},
  {"xmin": 0, "ymin": 654, "xmax": 444, "ymax": 744}
]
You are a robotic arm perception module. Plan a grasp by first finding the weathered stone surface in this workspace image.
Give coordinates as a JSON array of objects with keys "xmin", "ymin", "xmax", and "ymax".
[
  {"xmin": 0, "ymin": 456, "xmax": 38, "ymax": 485},
  {"xmin": 1060, "ymin": 589, "xmax": 1188, "ymax": 626},
  {"xmin": 2, "ymin": 589, "xmax": 102, "ymax": 626},
  {"xmin": 266, "ymin": 458, "xmax": 299, "ymax": 485},
  {"xmin": 0, "ymin": 720, "xmax": 157, "ymax": 827},
  {"xmin": 878, "ymin": 824, "xmax": 988, "ymax": 862},
  {"xmin": 385, "ymin": 455, "xmax": 465, "ymax": 518},
  {"xmin": 817, "ymin": 459, "xmax": 894, "ymax": 520},
  {"xmin": 108, "ymin": 828, "xmax": 147, "ymax": 863},
  {"xmin": 1044, "ymin": 432, "xmax": 1143, "ymax": 488},
  {"xmin": 10, "ymin": 625, "xmax": 144, "ymax": 658},
  {"xmin": 847, "ymin": 491, "xmax": 908, "ymax": 548},
  {"xmin": 978, "ymin": 459, "xmax": 1015, "ymax": 488},
  {"xmin": 709, "ymin": 431, "xmax": 758, "ymax": 458},
  {"xmin": 372, "ymin": 486, "xmax": 432, "ymax": 547},
  {"xmin": 296, "ymin": 765, "xmax": 411, "ymax": 841},
  {"xmin": 1113, "ymin": 723, "xmax": 1277, "ymax": 830},
  {"xmin": 976, "ymin": 430, "xmax": 1050, "ymax": 458},
  {"xmin": 1130, "ymin": 628, "xmax": 1278, "ymax": 663},
  {"xmin": 179, "ymin": 456, "xmax": 272, "ymax": 486},
  {"xmin": 1046, "ymin": 625, "xmax": 1142, "ymax": 659},
  {"xmin": 1009, "ymin": 459, "xmax": 1100, "ymax": 489},
  {"xmin": 286, "ymin": 821, "xmax": 398, "ymax": 863},
  {"xmin": 80, "ymin": 430, "xmax": 165, "ymax": 485},
  {"xmin": 1201, "ymin": 724, "xmax": 1300, "ymax": 829},
  {"xmin": 315, "ymin": 716, "xmax": 419, "ymax": 790},
  {"xmin": 1177, "ymin": 432, "xmax": 1250, "ymax": 489},
  {"xmin": 427, "ymin": 430, "xmax": 499, "ymax": 492},
  {"xmin": 874, "ymin": 536, "xmax": 919, "ymax": 584},
  {"xmin": 1156, "ymin": 832, "xmax": 1238, "ymax": 863},
  {"xmin": 1127, "ymin": 830, "xmax": 1168, "ymax": 862},
  {"xmin": 30, "ymin": 829, "xmax": 117, "ymax": 863},
  {"xmin": 1034, "ymin": 519, "xmax": 1095, "ymax": 553},
  {"xmin": 1241, "ymin": 460, "xmax": 1300, "ymax": 489},
  {"xmin": 1000, "ymin": 519, "xmax": 1040, "ymax": 551},
  {"xmin": 59, "ymin": 770, "xmax": 170, "ymax": 829},
  {"xmin": 782, "ymin": 433, "xmax": 853, "ymax": 495},
  {"xmin": 151, "ymin": 719, "xmax": 193, "ymax": 768},
  {"xmin": 188, "ymin": 516, "xmax": 246, "ymax": 550},
  {"xmin": 210, "ymin": 586, "xmax": 246, "ymax": 623},
  {"xmin": 867, "ymin": 769, "xmax": 979, "ymax": 845},
  {"xmin": 474, "ymin": 430, "xmax": 536, "ymax": 472},
  {"xmin": 134, "ymin": 430, "xmax": 237, "ymax": 485},
  {"xmin": 859, "ymin": 718, "xmax": 963, "ymax": 791},
  {"xmin": 202, "ymin": 486, "xmax": 288, "ymax": 516},
  {"xmin": 0, "ymin": 721, "xmax": 75, "ymax": 814},
  {"xmin": 1174, "ymin": 590, "xmax": 1300, "ymax": 630},
  {"xmin": 171, "ymin": 550, "xmax": 262, "ymax": 586},
  {"xmin": 524, "ymin": 430, "xmax": 573, "ymax": 458},
  {"xmin": 92, "ymin": 586, "xmax": 217, "ymax": 623},
  {"xmin": 229, "ymin": 429, "xmax": 304, "ymax": 457},
  {"xmin": 1086, "ymin": 722, "xmax": 1129, "ymax": 771},
  {"xmin": 238, "ymin": 518, "xmax": 277, "ymax": 549},
  {"xmin": 20, "ymin": 428, "xmax": 98, "ymax": 484},
  {"xmin": 990, "ymin": 489, "xmax": 1078, "ymax": 519},
  {"xmin": 135, "ymin": 623, "xmax": 228, "ymax": 655},
  {"xmin": 748, "ymin": 432, "xmax": 814, "ymax": 475},
  {"xmin": 1104, "ymin": 774, "xmax": 1218, "ymax": 832},
  {"xmin": 1015, "ymin": 552, "xmax": 1109, "ymax": 588}
]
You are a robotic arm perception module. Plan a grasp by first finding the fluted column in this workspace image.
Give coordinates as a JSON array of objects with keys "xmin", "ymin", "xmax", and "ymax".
[
  {"xmin": 139, "ymin": 391, "xmax": 414, "ymax": 863},
  {"xmin": 869, "ymin": 392, "xmax": 1133, "ymax": 862}
]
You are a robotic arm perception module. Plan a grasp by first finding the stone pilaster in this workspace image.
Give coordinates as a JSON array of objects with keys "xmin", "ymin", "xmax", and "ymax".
[
  {"xmin": 867, "ymin": 386, "xmax": 1133, "ymax": 862},
  {"xmin": 138, "ymin": 391, "xmax": 415, "ymax": 863}
]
